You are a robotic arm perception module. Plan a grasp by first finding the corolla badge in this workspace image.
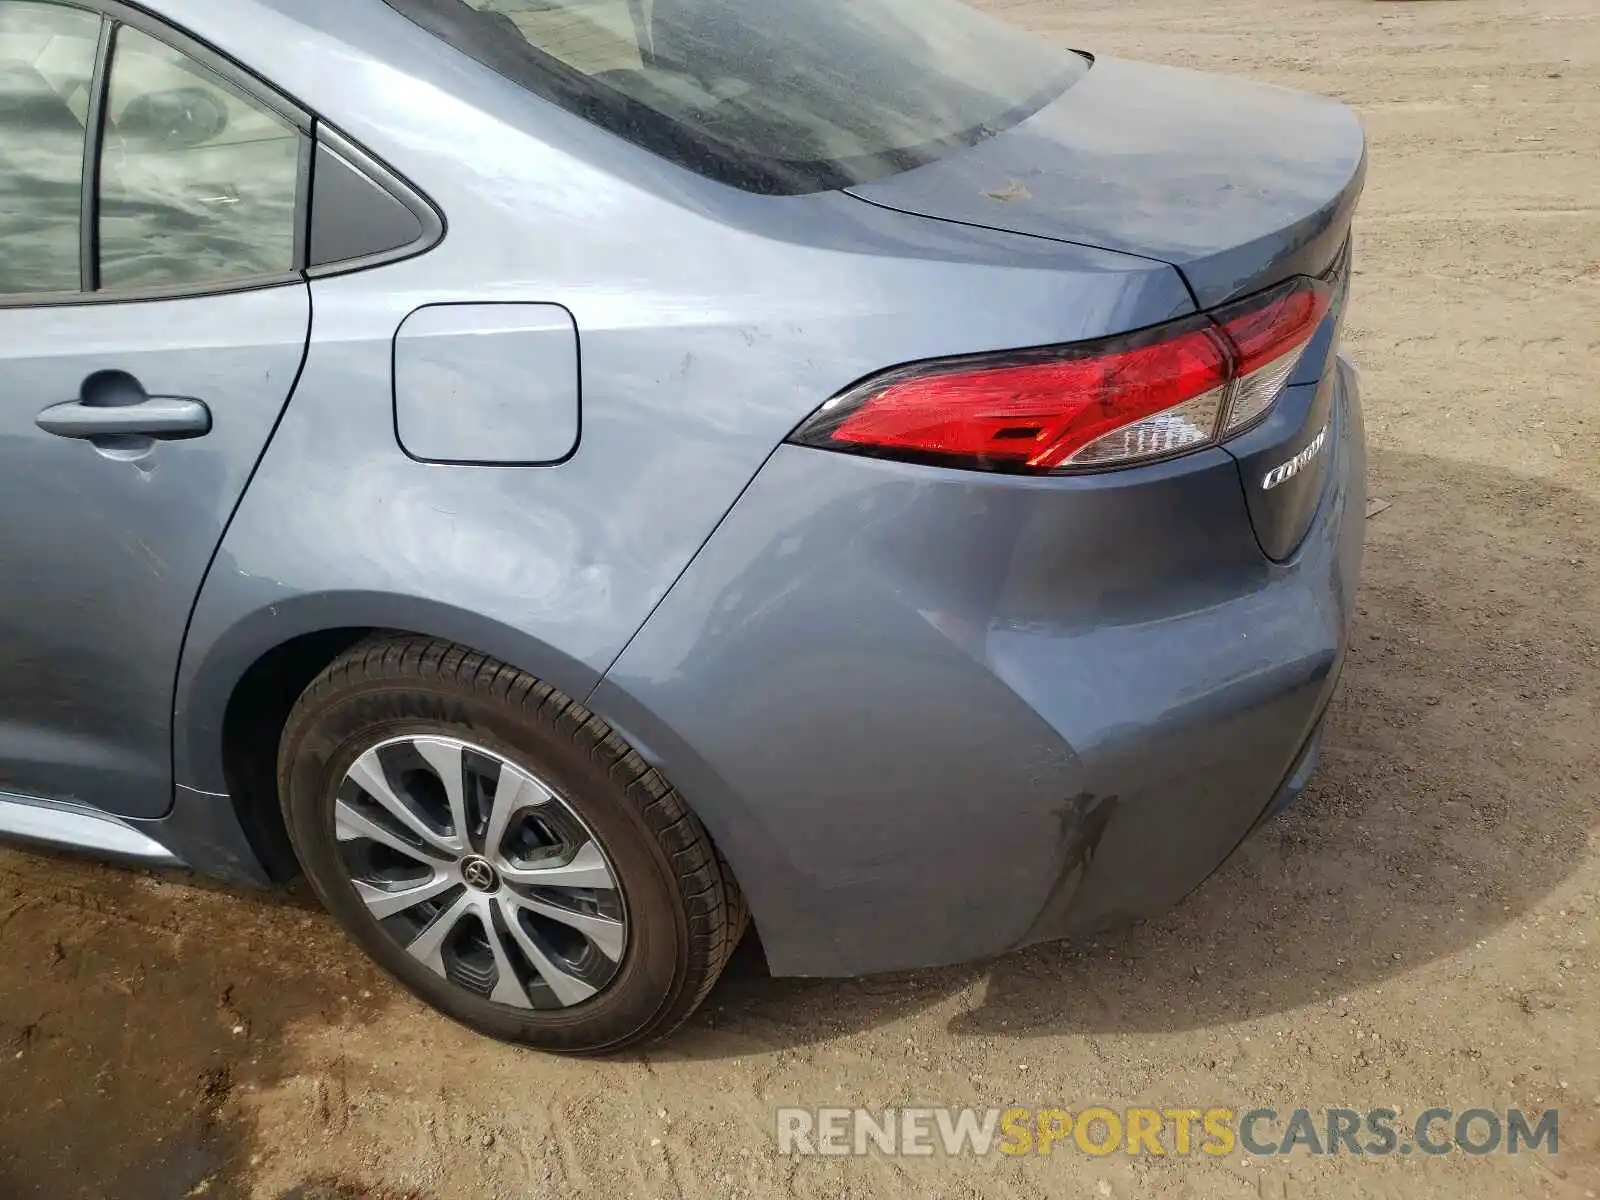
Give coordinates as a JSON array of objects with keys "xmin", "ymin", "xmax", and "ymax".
[{"xmin": 1262, "ymin": 424, "xmax": 1329, "ymax": 490}]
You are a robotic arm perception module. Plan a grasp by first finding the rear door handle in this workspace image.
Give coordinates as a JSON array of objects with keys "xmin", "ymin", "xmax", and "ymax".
[
  {"xmin": 36, "ymin": 370, "xmax": 211, "ymax": 442},
  {"xmin": 36, "ymin": 397, "xmax": 212, "ymax": 440}
]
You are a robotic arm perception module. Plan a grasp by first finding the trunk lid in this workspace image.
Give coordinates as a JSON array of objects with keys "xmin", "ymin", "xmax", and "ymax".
[{"xmin": 845, "ymin": 56, "xmax": 1366, "ymax": 309}]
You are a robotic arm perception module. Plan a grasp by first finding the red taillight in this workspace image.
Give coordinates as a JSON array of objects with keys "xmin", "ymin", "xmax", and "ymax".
[
  {"xmin": 1215, "ymin": 279, "xmax": 1332, "ymax": 435},
  {"xmin": 1219, "ymin": 281, "xmax": 1331, "ymax": 376},
  {"xmin": 811, "ymin": 321, "xmax": 1228, "ymax": 472},
  {"xmin": 791, "ymin": 276, "xmax": 1333, "ymax": 474}
]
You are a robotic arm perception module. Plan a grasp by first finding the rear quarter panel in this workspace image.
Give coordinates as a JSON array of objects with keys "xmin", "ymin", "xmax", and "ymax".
[{"xmin": 168, "ymin": 0, "xmax": 1195, "ymax": 797}]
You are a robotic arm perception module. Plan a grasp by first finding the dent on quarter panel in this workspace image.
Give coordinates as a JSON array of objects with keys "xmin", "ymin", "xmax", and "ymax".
[{"xmin": 174, "ymin": 226, "xmax": 1179, "ymax": 796}]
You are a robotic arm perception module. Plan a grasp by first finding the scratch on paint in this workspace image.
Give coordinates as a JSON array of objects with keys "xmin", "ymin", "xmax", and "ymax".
[
  {"xmin": 984, "ymin": 180, "xmax": 1033, "ymax": 203},
  {"xmin": 133, "ymin": 538, "xmax": 167, "ymax": 580}
]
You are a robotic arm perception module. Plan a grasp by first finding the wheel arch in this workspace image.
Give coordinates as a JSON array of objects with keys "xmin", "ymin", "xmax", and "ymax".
[{"xmin": 175, "ymin": 592, "xmax": 606, "ymax": 880}]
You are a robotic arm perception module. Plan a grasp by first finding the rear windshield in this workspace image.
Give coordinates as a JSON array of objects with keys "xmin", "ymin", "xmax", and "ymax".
[{"xmin": 380, "ymin": 0, "xmax": 1085, "ymax": 194}]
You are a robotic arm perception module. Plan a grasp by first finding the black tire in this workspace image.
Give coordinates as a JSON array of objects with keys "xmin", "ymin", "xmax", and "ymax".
[{"xmin": 277, "ymin": 635, "xmax": 746, "ymax": 1053}]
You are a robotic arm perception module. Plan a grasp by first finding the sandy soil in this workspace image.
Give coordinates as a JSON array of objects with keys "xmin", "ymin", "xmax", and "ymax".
[{"xmin": 3, "ymin": 0, "xmax": 1598, "ymax": 1196}]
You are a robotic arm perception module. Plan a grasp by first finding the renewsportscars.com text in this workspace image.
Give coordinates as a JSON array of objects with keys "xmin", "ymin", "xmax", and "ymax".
[{"xmin": 776, "ymin": 1106, "xmax": 1559, "ymax": 1158}]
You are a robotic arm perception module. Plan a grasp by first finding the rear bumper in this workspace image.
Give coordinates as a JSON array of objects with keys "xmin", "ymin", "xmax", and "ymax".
[{"xmin": 596, "ymin": 358, "xmax": 1366, "ymax": 977}]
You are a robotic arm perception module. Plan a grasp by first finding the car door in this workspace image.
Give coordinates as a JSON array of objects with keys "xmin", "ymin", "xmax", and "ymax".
[{"xmin": 0, "ymin": 2, "xmax": 311, "ymax": 818}]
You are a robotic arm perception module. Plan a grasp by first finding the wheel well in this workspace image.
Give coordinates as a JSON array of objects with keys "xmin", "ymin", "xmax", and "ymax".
[
  {"xmin": 220, "ymin": 627, "xmax": 374, "ymax": 881},
  {"xmin": 218, "ymin": 628, "xmax": 754, "ymax": 935}
]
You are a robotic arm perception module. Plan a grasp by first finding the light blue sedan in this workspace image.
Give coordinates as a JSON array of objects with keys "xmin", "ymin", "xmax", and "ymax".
[{"xmin": 0, "ymin": 0, "xmax": 1365, "ymax": 1051}]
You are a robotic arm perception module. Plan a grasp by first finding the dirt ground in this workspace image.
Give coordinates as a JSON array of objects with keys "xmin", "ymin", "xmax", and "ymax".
[{"xmin": 3, "ymin": 0, "xmax": 1598, "ymax": 1196}]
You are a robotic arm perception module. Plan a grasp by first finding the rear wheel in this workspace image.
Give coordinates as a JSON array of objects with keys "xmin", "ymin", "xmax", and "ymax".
[{"xmin": 277, "ymin": 636, "xmax": 745, "ymax": 1053}]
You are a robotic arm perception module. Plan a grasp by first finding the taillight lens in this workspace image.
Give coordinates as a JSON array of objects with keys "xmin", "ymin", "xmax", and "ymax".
[
  {"xmin": 1217, "ymin": 280, "xmax": 1332, "ymax": 434},
  {"xmin": 790, "ymin": 276, "xmax": 1332, "ymax": 474}
]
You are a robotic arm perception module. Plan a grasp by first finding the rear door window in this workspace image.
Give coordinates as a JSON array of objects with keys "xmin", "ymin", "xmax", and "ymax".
[
  {"xmin": 0, "ymin": 2, "xmax": 101, "ymax": 295},
  {"xmin": 382, "ymin": 0, "xmax": 1086, "ymax": 194},
  {"xmin": 100, "ymin": 26, "xmax": 302, "ymax": 290}
]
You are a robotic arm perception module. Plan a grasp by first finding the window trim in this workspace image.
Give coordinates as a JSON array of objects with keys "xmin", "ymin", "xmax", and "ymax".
[
  {"xmin": 77, "ymin": 16, "xmax": 113, "ymax": 292},
  {"xmin": 305, "ymin": 126, "xmax": 445, "ymax": 281},
  {"xmin": 0, "ymin": 0, "xmax": 442, "ymax": 308}
]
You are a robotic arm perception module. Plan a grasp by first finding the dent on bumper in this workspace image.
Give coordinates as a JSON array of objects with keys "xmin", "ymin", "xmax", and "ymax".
[{"xmin": 596, "ymin": 360, "xmax": 1366, "ymax": 977}]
